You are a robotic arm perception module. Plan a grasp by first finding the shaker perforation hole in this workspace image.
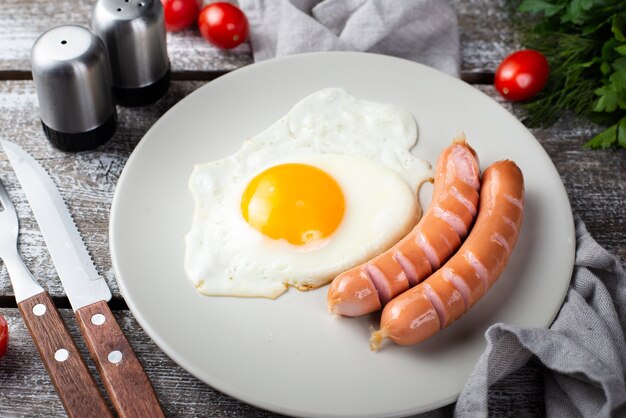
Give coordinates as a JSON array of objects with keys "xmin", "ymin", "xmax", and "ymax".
[
  {"xmin": 117, "ymin": 7, "xmax": 122, "ymax": 11},
  {"xmin": 61, "ymin": 40, "xmax": 67, "ymax": 45}
]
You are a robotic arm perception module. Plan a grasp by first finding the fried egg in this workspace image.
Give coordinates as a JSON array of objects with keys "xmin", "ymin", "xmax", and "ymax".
[{"xmin": 184, "ymin": 88, "xmax": 431, "ymax": 299}]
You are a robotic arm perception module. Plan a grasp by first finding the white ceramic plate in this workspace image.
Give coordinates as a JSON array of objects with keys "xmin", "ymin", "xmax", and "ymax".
[{"xmin": 110, "ymin": 52, "xmax": 574, "ymax": 417}]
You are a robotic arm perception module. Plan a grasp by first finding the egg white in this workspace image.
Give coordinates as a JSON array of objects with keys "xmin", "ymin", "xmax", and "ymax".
[{"xmin": 184, "ymin": 88, "xmax": 432, "ymax": 299}]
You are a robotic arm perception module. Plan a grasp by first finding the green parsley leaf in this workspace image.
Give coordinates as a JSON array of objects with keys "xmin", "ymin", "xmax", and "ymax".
[
  {"xmin": 619, "ymin": 116, "xmax": 626, "ymax": 147},
  {"xmin": 518, "ymin": 0, "xmax": 626, "ymax": 148},
  {"xmin": 584, "ymin": 123, "xmax": 617, "ymax": 149},
  {"xmin": 612, "ymin": 14, "xmax": 626, "ymax": 42},
  {"xmin": 563, "ymin": 0, "xmax": 596, "ymax": 25},
  {"xmin": 518, "ymin": 0, "xmax": 565, "ymax": 16},
  {"xmin": 594, "ymin": 86, "xmax": 619, "ymax": 112}
]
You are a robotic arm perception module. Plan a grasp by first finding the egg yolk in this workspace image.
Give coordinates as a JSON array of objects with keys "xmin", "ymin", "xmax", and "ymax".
[{"xmin": 241, "ymin": 163, "xmax": 345, "ymax": 245}]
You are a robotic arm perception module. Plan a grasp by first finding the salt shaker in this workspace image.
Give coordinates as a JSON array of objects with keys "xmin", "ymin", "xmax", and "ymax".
[
  {"xmin": 31, "ymin": 25, "xmax": 117, "ymax": 152},
  {"xmin": 92, "ymin": 0, "xmax": 170, "ymax": 106}
]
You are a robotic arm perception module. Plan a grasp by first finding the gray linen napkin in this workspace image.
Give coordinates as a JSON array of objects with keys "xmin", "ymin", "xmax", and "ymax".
[
  {"xmin": 455, "ymin": 216, "xmax": 626, "ymax": 417},
  {"xmin": 238, "ymin": 0, "xmax": 460, "ymax": 77}
]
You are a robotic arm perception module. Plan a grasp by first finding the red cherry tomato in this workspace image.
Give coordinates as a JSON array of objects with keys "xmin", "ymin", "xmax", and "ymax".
[
  {"xmin": 161, "ymin": 0, "xmax": 200, "ymax": 32},
  {"xmin": 0, "ymin": 315, "xmax": 8, "ymax": 359},
  {"xmin": 495, "ymin": 50, "xmax": 549, "ymax": 102},
  {"xmin": 198, "ymin": 2, "xmax": 249, "ymax": 49}
]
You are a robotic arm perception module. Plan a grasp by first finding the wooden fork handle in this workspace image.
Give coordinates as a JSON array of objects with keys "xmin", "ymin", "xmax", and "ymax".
[
  {"xmin": 18, "ymin": 291, "xmax": 112, "ymax": 418},
  {"xmin": 76, "ymin": 300, "xmax": 164, "ymax": 418}
]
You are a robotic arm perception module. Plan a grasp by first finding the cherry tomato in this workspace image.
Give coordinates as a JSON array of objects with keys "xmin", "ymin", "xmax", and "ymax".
[
  {"xmin": 0, "ymin": 315, "xmax": 8, "ymax": 359},
  {"xmin": 161, "ymin": 0, "xmax": 200, "ymax": 32},
  {"xmin": 198, "ymin": 2, "xmax": 249, "ymax": 49},
  {"xmin": 495, "ymin": 50, "xmax": 549, "ymax": 102}
]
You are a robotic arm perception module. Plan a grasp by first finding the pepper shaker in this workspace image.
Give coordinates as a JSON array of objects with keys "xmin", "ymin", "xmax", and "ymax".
[
  {"xmin": 92, "ymin": 0, "xmax": 170, "ymax": 106},
  {"xmin": 31, "ymin": 25, "xmax": 117, "ymax": 151}
]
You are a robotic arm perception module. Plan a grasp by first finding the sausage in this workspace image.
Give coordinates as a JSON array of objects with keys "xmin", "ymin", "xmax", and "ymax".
[
  {"xmin": 370, "ymin": 160, "xmax": 524, "ymax": 350},
  {"xmin": 327, "ymin": 135, "xmax": 481, "ymax": 317}
]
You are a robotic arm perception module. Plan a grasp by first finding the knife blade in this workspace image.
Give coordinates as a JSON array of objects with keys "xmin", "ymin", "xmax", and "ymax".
[
  {"xmin": 1, "ymin": 142, "xmax": 111, "ymax": 311},
  {"xmin": 2, "ymin": 140, "xmax": 164, "ymax": 418},
  {"xmin": 0, "ymin": 177, "xmax": 112, "ymax": 418}
]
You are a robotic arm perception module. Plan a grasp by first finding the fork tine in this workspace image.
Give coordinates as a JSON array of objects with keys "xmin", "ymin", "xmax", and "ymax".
[{"xmin": 0, "ymin": 176, "xmax": 16, "ymax": 215}]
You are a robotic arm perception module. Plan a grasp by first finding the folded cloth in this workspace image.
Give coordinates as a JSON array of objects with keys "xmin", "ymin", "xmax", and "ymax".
[
  {"xmin": 455, "ymin": 216, "xmax": 626, "ymax": 417},
  {"xmin": 238, "ymin": 0, "xmax": 460, "ymax": 77}
]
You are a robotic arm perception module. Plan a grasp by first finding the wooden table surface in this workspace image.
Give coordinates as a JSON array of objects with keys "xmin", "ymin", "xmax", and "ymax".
[{"xmin": 0, "ymin": 1, "xmax": 624, "ymax": 416}]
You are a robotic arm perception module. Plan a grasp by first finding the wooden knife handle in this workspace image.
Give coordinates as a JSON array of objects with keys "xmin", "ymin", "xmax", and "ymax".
[
  {"xmin": 18, "ymin": 292, "xmax": 112, "ymax": 418},
  {"xmin": 75, "ymin": 300, "xmax": 164, "ymax": 418}
]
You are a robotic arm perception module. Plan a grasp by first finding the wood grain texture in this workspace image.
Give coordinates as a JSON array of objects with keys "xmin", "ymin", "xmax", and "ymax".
[
  {"xmin": 0, "ymin": 80, "xmax": 204, "ymax": 298},
  {"xmin": 0, "ymin": 0, "xmax": 252, "ymax": 74},
  {"xmin": 17, "ymin": 292, "xmax": 112, "ymax": 418},
  {"xmin": 489, "ymin": 359, "xmax": 545, "ymax": 416},
  {"xmin": 0, "ymin": 0, "xmax": 515, "ymax": 78},
  {"xmin": 75, "ymin": 300, "xmax": 164, "ymax": 418},
  {"xmin": 0, "ymin": 308, "xmax": 282, "ymax": 417},
  {"xmin": 452, "ymin": 0, "xmax": 519, "ymax": 77}
]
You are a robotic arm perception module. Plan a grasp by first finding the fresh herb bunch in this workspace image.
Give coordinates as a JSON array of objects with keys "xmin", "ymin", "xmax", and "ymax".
[{"xmin": 516, "ymin": 0, "xmax": 626, "ymax": 149}]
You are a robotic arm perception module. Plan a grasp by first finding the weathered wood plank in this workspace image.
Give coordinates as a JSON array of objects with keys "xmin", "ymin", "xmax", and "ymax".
[
  {"xmin": 452, "ymin": 0, "xmax": 520, "ymax": 77},
  {"xmin": 489, "ymin": 359, "xmax": 545, "ymax": 416},
  {"xmin": 0, "ymin": 80, "xmax": 205, "ymax": 298},
  {"xmin": 0, "ymin": 0, "xmax": 515, "ymax": 78},
  {"xmin": 1, "ymin": 80, "xmax": 623, "ymax": 301},
  {"xmin": 0, "ymin": 308, "xmax": 277, "ymax": 417},
  {"xmin": 0, "ymin": 0, "xmax": 252, "ymax": 74}
]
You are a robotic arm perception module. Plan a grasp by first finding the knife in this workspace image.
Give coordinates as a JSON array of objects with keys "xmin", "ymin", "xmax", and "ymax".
[
  {"xmin": 0, "ymin": 177, "xmax": 112, "ymax": 418},
  {"xmin": 1, "ymin": 140, "xmax": 164, "ymax": 418}
]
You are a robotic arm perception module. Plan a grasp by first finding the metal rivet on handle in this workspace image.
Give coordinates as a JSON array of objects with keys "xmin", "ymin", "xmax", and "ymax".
[
  {"xmin": 91, "ymin": 313, "xmax": 106, "ymax": 325},
  {"xmin": 54, "ymin": 348, "xmax": 69, "ymax": 362},
  {"xmin": 108, "ymin": 350, "xmax": 123, "ymax": 364},
  {"xmin": 32, "ymin": 303, "xmax": 46, "ymax": 316}
]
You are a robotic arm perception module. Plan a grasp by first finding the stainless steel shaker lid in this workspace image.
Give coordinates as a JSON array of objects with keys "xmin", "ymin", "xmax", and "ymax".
[
  {"xmin": 92, "ymin": 0, "xmax": 170, "ymax": 106},
  {"xmin": 31, "ymin": 25, "xmax": 116, "ymax": 151}
]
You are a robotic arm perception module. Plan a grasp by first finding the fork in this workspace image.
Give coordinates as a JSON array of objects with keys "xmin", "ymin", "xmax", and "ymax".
[{"xmin": 0, "ymin": 177, "xmax": 112, "ymax": 417}]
